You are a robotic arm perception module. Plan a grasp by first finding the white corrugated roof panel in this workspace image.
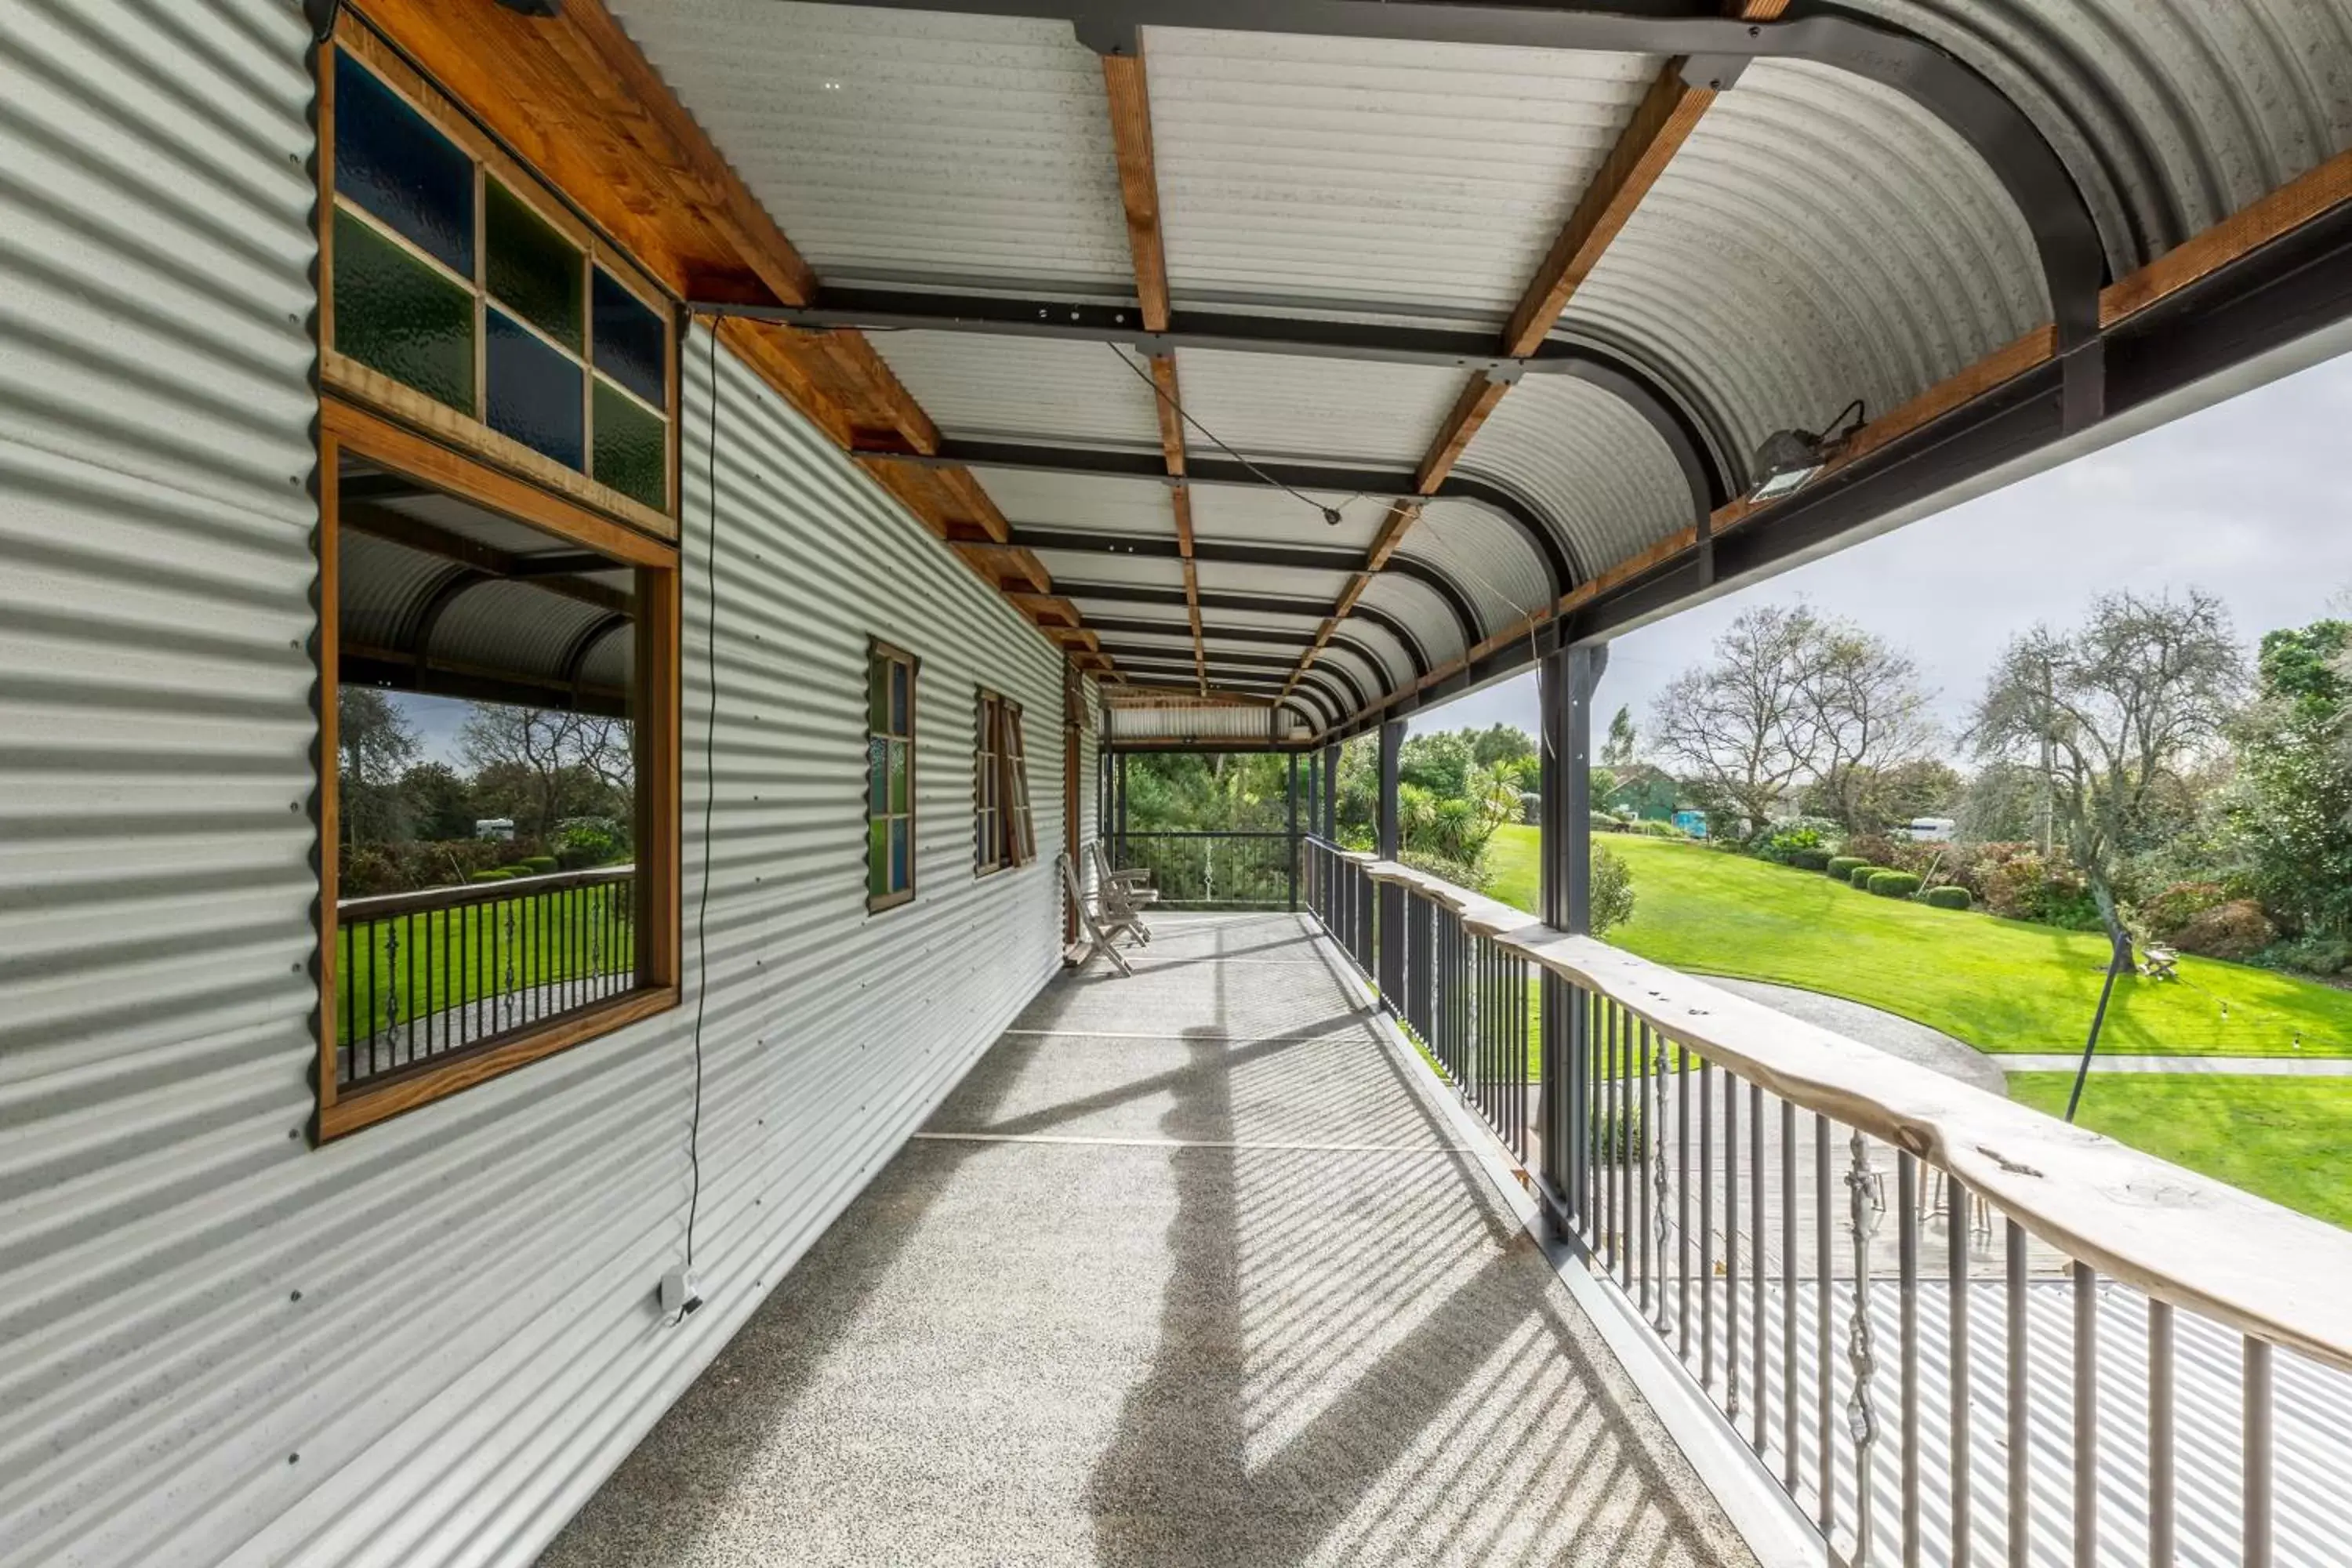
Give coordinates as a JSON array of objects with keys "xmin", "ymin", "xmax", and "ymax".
[
  {"xmin": 1395, "ymin": 502, "xmax": 1555, "ymax": 633},
  {"xmin": 969, "ymin": 469, "xmax": 1177, "ymax": 536},
  {"xmin": 1454, "ymin": 378, "xmax": 1693, "ymax": 583},
  {"xmin": 1032, "ymin": 548, "xmax": 1186, "ymax": 591},
  {"xmin": 1333, "ymin": 619, "xmax": 1414, "ymax": 688},
  {"xmin": 1142, "ymin": 27, "xmax": 1661, "ymax": 326},
  {"xmin": 1354, "ymin": 572, "xmax": 1467, "ymax": 666},
  {"xmin": 1186, "ymin": 483, "xmax": 1385, "ymax": 550},
  {"xmin": 1562, "ymin": 59, "xmax": 2049, "ymax": 465},
  {"xmin": 1193, "ymin": 558, "xmax": 1353, "ymax": 602},
  {"xmin": 610, "ymin": 0, "xmax": 1132, "ymax": 290},
  {"xmin": 1172, "ymin": 349, "xmax": 1464, "ymax": 466},
  {"xmin": 872, "ymin": 332, "xmax": 1162, "ymax": 448}
]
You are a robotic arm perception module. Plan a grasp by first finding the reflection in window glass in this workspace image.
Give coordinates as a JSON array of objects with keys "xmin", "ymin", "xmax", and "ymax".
[{"xmin": 866, "ymin": 644, "xmax": 916, "ymax": 908}]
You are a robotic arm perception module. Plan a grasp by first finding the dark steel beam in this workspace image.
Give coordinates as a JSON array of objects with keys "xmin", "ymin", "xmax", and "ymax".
[
  {"xmin": 709, "ymin": 289, "xmax": 1731, "ymax": 510},
  {"xmin": 861, "ymin": 441, "xmax": 1572, "ymax": 598},
  {"xmin": 1055, "ymin": 579, "xmax": 1334, "ymax": 618},
  {"xmin": 815, "ymin": 1, "xmax": 2106, "ymax": 381}
]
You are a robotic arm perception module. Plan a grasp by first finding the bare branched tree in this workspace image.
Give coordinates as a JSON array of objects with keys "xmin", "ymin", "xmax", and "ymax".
[
  {"xmin": 1797, "ymin": 624, "xmax": 1937, "ymax": 830},
  {"xmin": 459, "ymin": 706, "xmax": 632, "ymax": 840},
  {"xmin": 1968, "ymin": 589, "xmax": 2244, "ymax": 954},
  {"xmin": 1650, "ymin": 604, "xmax": 1822, "ymax": 836}
]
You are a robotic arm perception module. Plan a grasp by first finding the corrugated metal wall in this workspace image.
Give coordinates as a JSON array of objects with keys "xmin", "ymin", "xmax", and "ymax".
[{"xmin": 0, "ymin": 9, "xmax": 1084, "ymax": 1562}]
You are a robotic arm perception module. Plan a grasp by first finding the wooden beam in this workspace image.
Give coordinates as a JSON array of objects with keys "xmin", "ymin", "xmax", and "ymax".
[
  {"xmin": 1102, "ymin": 50, "xmax": 1171, "ymax": 333},
  {"xmin": 1414, "ymin": 376, "xmax": 1513, "ymax": 495},
  {"xmin": 1149, "ymin": 353, "xmax": 1186, "ymax": 476}
]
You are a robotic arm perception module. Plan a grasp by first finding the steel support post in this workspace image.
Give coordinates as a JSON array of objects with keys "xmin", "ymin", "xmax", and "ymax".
[
  {"xmin": 1540, "ymin": 643, "xmax": 1606, "ymax": 1228},
  {"xmin": 1377, "ymin": 719, "xmax": 1405, "ymax": 1008},
  {"xmin": 1114, "ymin": 750, "xmax": 1129, "ymax": 864},
  {"xmin": 1286, "ymin": 752, "xmax": 1301, "ymax": 912}
]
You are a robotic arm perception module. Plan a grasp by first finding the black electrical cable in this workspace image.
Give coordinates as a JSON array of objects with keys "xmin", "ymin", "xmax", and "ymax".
[
  {"xmin": 1105, "ymin": 343, "xmax": 1358, "ymax": 527},
  {"xmin": 684, "ymin": 321, "xmax": 719, "ymax": 1272}
]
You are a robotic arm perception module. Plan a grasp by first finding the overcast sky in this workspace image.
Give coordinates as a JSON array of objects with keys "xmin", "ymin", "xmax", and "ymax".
[{"xmin": 1415, "ymin": 346, "xmax": 2352, "ymax": 752}]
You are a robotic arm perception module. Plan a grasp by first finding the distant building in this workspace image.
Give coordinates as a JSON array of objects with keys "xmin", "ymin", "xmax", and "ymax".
[{"xmin": 1604, "ymin": 764, "xmax": 1679, "ymax": 822}]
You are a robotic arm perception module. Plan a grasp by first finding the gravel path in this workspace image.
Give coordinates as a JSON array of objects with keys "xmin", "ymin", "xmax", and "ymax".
[{"xmin": 1703, "ymin": 977, "xmax": 2009, "ymax": 1095}]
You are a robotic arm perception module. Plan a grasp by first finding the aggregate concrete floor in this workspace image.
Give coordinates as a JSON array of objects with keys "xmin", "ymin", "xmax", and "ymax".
[{"xmin": 539, "ymin": 913, "xmax": 1758, "ymax": 1568}]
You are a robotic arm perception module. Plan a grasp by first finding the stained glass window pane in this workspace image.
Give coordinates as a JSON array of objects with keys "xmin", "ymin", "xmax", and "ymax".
[
  {"xmin": 869, "ymin": 656, "xmax": 890, "ymax": 732},
  {"xmin": 333, "ymin": 209, "xmax": 474, "ymax": 414},
  {"xmin": 334, "ymin": 53, "xmax": 474, "ymax": 276},
  {"xmin": 485, "ymin": 308, "xmax": 584, "ymax": 470},
  {"xmin": 868, "ymin": 818, "xmax": 888, "ymax": 897},
  {"xmin": 593, "ymin": 380, "xmax": 667, "ymax": 509},
  {"xmin": 593, "ymin": 268, "xmax": 666, "ymax": 405},
  {"xmin": 868, "ymin": 736, "xmax": 887, "ymax": 813},
  {"xmin": 890, "ymin": 662, "xmax": 909, "ymax": 735},
  {"xmin": 890, "ymin": 819, "xmax": 910, "ymax": 891},
  {"xmin": 485, "ymin": 180, "xmax": 581, "ymax": 349},
  {"xmin": 887, "ymin": 741, "xmax": 909, "ymax": 813}
]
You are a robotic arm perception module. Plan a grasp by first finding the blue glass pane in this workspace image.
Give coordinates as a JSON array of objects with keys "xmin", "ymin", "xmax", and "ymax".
[
  {"xmin": 890, "ymin": 819, "xmax": 910, "ymax": 891},
  {"xmin": 335, "ymin": 53, "xmax": 474, "ymax": 277},
  {"xmin": 890, "ymin": 662, "xmax": 909, "ymax": 735},
  {"xmin": 485, "ymin": 308, "xmax": 584, "ymax": 470},
  {"xmin": 593, "ymin": 269, "xmax": 666, "ymax": 405}
]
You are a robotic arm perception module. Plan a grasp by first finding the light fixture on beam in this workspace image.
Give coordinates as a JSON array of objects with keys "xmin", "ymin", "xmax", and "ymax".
[{"xmin": 1749, "ymin": 399, "xmax": 1864, "ymax": 503}]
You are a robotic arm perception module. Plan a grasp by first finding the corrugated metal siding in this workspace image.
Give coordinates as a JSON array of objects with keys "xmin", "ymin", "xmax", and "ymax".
[
  {"xmin": 1142, "ymin": 27, "xmax": 1661, "ymax": 326},
  {"xmin": 608, "ymin": 0, "xmax": 1132, "ymax": 292},
  {"xmin": 1563, "ymin": 58, "xmax": 2049, "ymax": 466},
  {"xmin": 0, "ymin": 7, "xmax": 1083, "ymax": 1550},
  {"xmin": 1173, "ymin": 348, "xmax": 1464, "ymax": 466},
  {"xmin": 1453, "ymin": 378, "xmax": 1692, "ymax": 582},
  {"xmin": 1845, "ymin": 0, "xmax": 2352, "ymax": 271},
  {"xmin": 1394, "ymin": 502, "xmax": 1554, "ymax": 633},
  {"xmin": 869, "ymin": 332, "xmax": 1162, "ymax": 450}
]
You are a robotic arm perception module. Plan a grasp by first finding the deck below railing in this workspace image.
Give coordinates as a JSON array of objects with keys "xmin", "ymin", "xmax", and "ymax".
[{"xmin": 1300, "ymin": 836, "xmax": 2352, "ymax": 1568}]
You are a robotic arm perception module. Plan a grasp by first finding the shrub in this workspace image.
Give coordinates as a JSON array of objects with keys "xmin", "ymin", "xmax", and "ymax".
[
  {"xmin": 2257, "ymin": 933, "xmax": 2351, "ymax": 976},
  {"xmin": 1400, "ymin": 848, "xmax": 1488, "ymax": 893},
  {"xmin": 1924, "ymin": 885, "xmax": 1973, "ymax": 911},
  {"xmin": 1634, "ymin": 818, "xmax": 1686, "ymax": 839},
  {"xmin": 1976, "ymin": 848, "xmax": 2103, "ymax": 930},
  {"xmin": 1589, "ymin": 811, "xmax": 1629, "ymax": 833},
  {"xmin": 1590, "ymin": 1102, "xmax": 1645, "ymax": 1165},
  {"xmin": 1753, "ymin": 815, "xmax": 1840, "ymax": 865},
  {"xmin": 1827, "ymin": 855, "xmax": 1867, "ymax": 880},
  {"xmin": 2141, "ymin": 880, "xmax": 2230, "ymax": 941},
  {"xmin": 520, "ymin": 854, "xmax": 559, "ymax": 874},
  {"xmin": 337, "ymin": 837, "xmax": 518, "ymax": 897},
  {"xmin": 1867, "ymin": 870, "xmax": 1922, "ymax": 898},
  {"xmin": 1849, "ymin": 864, "xmax": 1886, "ymax": 889},
  {"xmin": 1591, "ymin": 844, "xmax": 1635, "ymax": 937},
  {"xmin": 554, "ymin": 815, "xmax": 629, "ymax": 869},
  {"xmin": 2169, "ymin": 899, "xmax": 2277, "ymax": 962},
  {"xmin": 468, "ymin": 869, "xmax": 514, "ymax": 884}
]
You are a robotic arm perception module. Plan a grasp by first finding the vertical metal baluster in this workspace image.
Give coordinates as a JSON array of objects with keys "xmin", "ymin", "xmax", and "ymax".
[
  {"xmin": 1783, "ymin": 1098, "xmax": 1798, "ymax": 1491},
  {"xmin": 2073, "ymin": 1262, "xmax": 2097, "ymax": 1568},
  {"xmin": 1638, "ymin": 1022, "xmax": 1653, "ymax": 1315},
  {"xmin": 1700, "ymin": 1056, "xmax": 1715, "ymax": 1389},
  {"xmin": 1726, "ymin": 1068, "xmax": 1740, "ymax": 1423},
  {"xmin": 2245, "ymin": 1337, "xmax": 2273, "ymax": 1568},
  {"xmin": 1817, "ymin": 1112, "xmax": 1835, "ymax": 1535},
  {"xmin": 339, "ymin": 923, "xmax": 354, "ymax": 1082},
  {"xmin": 1616, "ymin": 1006, "xmax": 1630, "ymax": 1283},
  {"xmin": 1678, "ymin": 1042, "xmax": 1691, "ymax": 1358},
  {"xmin": 1751, "ymin": 1080, "xmax": 1766, "ymax": 1453},
  {"xmin": 500, "ymin": 899, "xmax": 517, "ymax": 1033},
  {"xmin": 1951, "ymin": 1174, "xmax": 1974, "ymax": 1568},
  {"xmin": 1653, "ymin": 1035, "xmax": 1671, "ymax": 1336},
  {"xmin": 2148, "ymin": 1301, "xmax": 2174, "ymax": 1568},
  {"xmin": 404, "ymin": 909, "xmax": 416, "ymax": 1063},
  {"xmin": 1847, "ymin": 1127, "xmax": 1882, "ymax": 1568},
  {"xmin": 2006, "ymin": 1221, "xmax": 2029, "ymax": 1568},
  {"xmin": 1899, "ymin": 1153, "xmax": 1921, "ymax": 1568}
]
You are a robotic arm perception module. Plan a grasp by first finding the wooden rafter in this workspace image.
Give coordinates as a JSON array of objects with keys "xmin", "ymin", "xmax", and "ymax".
[
  {"xmin": 1101, "ymin": 42, "xmax": 1202, "ymax": 695},
  {"xmin": 349, "ymin": 0, "xmax": 1109, "ymax": 669}
]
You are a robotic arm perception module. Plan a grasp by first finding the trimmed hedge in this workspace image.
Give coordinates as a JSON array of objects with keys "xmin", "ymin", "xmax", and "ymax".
[
  {"xmin": 520, "ymin": 854, "xmax": 559, "ymax": 874},
  {"xmin": 1784, "ymin": 847, "xmax": 1832, "ymax": 872},
  {"xmin": 468, "ymin": 869, "xmax": 514, "ymax": 884},
  {"xmin": 1826, "ymin": 855, "xmax": 1867, "ymax": 880},
  {"xmin": 1923, "ymin": 885, "xmax": 1972, "ymax": 910},
  {"xmin": 1848, "ymin": 864, "xmax": 1886, "ymax": 889},
  {"xmin": 1867, "ymin": 870, "xmax": 1923, "ymax": 898}
]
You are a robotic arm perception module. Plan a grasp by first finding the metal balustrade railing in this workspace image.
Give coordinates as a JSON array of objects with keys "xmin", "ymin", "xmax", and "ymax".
[
  {"xmin": 1112, "ymin": 829, "xmax": 1297, "ymax": 909},
  {"xmin": 1299, "ymin": 837, "xmax": 2352, "ymax": 1568},
  {"xmin": 335, "ymin": 866, "xmax": 637, "ymax": 1090}
]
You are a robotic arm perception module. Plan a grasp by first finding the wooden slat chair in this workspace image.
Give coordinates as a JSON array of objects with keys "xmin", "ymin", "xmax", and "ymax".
[
  {"xmin": 1059, "ymin": 852, "xmax": 1139, "ymax": 976},
  {"xmin": 1087, "ymin": 838, "xmax": 1157, "ymax": 942}
]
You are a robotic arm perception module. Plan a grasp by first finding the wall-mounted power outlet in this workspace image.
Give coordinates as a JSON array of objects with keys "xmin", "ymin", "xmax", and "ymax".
[{"xmin": 659, "ymin": 1268, "xmax": 703, "ymax": 1323}]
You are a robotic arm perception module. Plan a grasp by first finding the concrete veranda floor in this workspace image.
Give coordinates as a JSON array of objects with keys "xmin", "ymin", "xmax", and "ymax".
[{"xmin": 539, "ymin": 913, "xmax": 1757, "ymax": 1568}]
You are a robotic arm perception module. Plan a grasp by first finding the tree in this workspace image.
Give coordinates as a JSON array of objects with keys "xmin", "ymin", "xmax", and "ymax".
[
  {"xmin": 398, "ymin": 760, "xmax": 477, "ymax": 841},
  {"xmin": 1470, "ymin": 723, "xmax": 1536, "ymax": 771},
  {"xmin": 338, "ymin": 686, "xmax": 419, "ymax": 848},
  {"xmin": 1649, "ymin": 604, "xmax": 1822, "ymax": 839},
  {"xmin": 459, "ymin": 705, "xmax": 632, "ymax": 840},
  {"xmin": 2230, "ymin": 619, "xmax": 2352, "ymax": 936},
  {"xmin": 1796, "ymin": 622, "xmax": 1936, "ymax": 830},
  {"xmin": 1968, "ymin": 590, "xmax": 2244, "ymax": 955},
  {"xmin": 1601, "ymin": 705, "xmax": 1639, "ymax": 770}
]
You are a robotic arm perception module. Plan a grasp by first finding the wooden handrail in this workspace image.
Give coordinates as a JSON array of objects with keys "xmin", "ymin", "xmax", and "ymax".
[
  {"xmin": 1339, "ymin": 849, "xmax": 2352, "ymax": 1375},
  {"xmin": 338, "ymin": 864, "xmax": 635, "ymax": 920}
]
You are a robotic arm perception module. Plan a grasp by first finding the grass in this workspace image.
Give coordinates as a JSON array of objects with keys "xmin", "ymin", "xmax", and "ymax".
[
  {"xmin": 2009, "ymin": 1073, "xmax": 2352, "ymax": 1229},
  {"xmin": 1484, "ymin": 824, "xmax": 2352, "ymax": 1056}
]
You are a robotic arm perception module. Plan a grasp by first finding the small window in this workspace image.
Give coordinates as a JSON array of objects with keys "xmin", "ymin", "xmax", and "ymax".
[
  {"xmin": 975, "ymin": 690, "xmax": 1036, "ymax": 874},
  {"xmin": 323, "ymin": 30, "xmax": 676, "ymax": 528},
  {"xmin": 867, "ymin": 642, "xmax": 918, "ymax": 911}
]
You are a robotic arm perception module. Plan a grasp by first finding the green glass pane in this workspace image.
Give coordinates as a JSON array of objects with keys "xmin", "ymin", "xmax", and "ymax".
[
  {"xmin": 593, "ymin": 379, "xmax": 667, "ymax": 509},
  {"xmin": 485, "ymin": 180, "xmax": 581, "ymax": 349},
  {"xmin": 868, "ymin": 736, "xmax": 887, "ymax": 813},
  {"xmin": 868, "ymin": 818, "xmax": 888, "ymax": 898},
  {"xmin": 869, "ymin": 656, "xmax": 891, "ymax": 732},
  {"xmin": 888, "ymin": 740, "xmax": 909, "ymax": 813},
  {"xmin": 333, "ymin": 209, "xmax": 474, "ymax": 415},
  {"xmin": 890, "ymin": 819, "xmax": 910, "ymax": 891}
]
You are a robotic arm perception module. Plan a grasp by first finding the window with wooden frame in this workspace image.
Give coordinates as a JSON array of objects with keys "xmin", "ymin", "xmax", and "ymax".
[
  {"xmin": 867, "ymin": 642, "xmax": 919, "ymax": 911},
  {"xmin": 975, "ymin": 690, "xmax": 1036, "ymax": 874},
  {"xmin": 311, "ymin": 22, "xmax": 682, "ymax": 1142},
  {"xmin": 319, "ymin": 23, "xmax": 678, "ymax": 539}
]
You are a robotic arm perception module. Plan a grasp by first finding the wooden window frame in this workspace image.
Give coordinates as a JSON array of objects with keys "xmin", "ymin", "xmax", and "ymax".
[
  {"xmin": 319, "ymin": 16, "xmax": 680, "ymax": 543},
  {"xmin": 314, "ymin": 399, "xmax": 682, "ymax": 1142},
  {"xmin": 1002, "ymin": 701, "xmax": 1036, "ymax": 868},
  {"xmin": 867, "ymin": 640, "xmax": 920, "ymax": 913},
  {"xmin": 975, "ymin": 688, "xmax": 1007, "ymax": 877}
]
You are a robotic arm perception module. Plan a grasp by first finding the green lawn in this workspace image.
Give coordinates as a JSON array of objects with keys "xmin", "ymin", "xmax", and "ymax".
[
  {"xmin": 1485, "ymin": 824, "xmax": 2352, "ymax": 1056},
  {"xmin": 2009, "ymin": 1073, "xmax": 2352, "ymax": 1229},
  {"xmin": 336, "ymin": 884, "xmax": 635, "ymax": 1044}
]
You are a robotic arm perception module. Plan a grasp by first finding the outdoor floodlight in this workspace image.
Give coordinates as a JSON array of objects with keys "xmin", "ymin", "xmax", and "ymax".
[{"xmin": 1749, "ymin": 398, "xmax": 1866, "ymax": 503}]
